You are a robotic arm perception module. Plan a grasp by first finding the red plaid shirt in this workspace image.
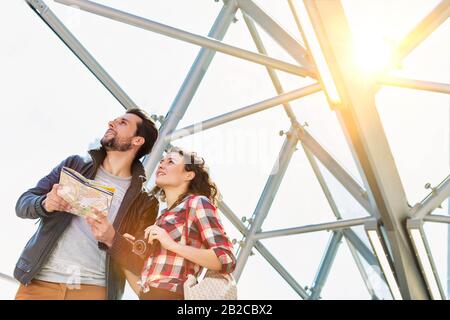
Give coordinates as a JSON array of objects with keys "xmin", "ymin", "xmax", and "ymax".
[{"xmin": 138, "ymin": 194, "xmax": 236, "ymax": 294}]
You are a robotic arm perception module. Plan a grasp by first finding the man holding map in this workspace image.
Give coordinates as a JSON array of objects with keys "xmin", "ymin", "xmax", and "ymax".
[{"xmin": 14, "ymin": 108, "xmax": 159, "ymax": 300}]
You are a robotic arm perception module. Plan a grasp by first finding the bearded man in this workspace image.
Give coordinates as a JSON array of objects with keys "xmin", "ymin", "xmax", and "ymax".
[{"xmin": 14, "ymin": 108, "xmax": 159, "ymax": 300}]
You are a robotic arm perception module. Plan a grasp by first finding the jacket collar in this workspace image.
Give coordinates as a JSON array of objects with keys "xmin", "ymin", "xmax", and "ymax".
[{"xmin": 87, "ymin": 147, "xmax": 147, "ymax": 187}]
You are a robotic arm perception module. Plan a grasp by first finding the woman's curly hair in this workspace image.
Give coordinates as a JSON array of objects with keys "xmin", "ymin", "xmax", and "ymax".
[{"xmin": 150, "ymin": 146, "xmax": 220, "ymax": 207}]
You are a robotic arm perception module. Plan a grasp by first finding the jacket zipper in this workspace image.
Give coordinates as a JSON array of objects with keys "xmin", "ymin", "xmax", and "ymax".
[{"xmin": 105, "ymin": 184, "xmax": 142, "ymax": 299}]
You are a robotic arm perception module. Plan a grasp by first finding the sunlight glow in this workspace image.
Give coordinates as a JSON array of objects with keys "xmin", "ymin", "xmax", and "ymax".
[{"xmin": 352, "ymin": 26, "xmax": 397, "ymax": 77}]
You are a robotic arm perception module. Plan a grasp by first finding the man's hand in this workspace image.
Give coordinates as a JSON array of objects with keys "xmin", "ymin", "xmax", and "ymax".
[
  {"xmin": 123, "ymin": 233, "xmax": 136, "ymax": 244},
  {"xmin": 86, "ymin": 208, "xmax": 116, "ymax": 248},
  {"xmin": 42, "ymin": 184, "xmax": 72, "ymax": 213}
]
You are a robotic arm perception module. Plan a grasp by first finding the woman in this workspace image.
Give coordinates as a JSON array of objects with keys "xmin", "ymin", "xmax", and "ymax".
[{"xmin": 127, "ymin": 147, "xmax": 236, "ymax": 300}]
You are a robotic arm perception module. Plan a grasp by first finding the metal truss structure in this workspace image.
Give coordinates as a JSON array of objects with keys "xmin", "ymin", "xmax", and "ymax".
[{"xmin": 19, "ymin": 0, "xmax": 450, "ymax": 299}]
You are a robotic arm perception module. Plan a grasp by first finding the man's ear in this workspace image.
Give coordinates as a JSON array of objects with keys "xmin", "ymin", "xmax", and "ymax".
[{"xmin": 133, "ymin": 136, "xmax": 145, "ymax": 147}]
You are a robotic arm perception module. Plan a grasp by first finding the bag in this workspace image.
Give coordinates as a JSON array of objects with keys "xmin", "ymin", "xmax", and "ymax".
[
  {"xmin": 182, "ymin": 196, "xmax": 237, "ymax": 300},
  {"xmin": 184, "ymin": 270, "xmax": 237, "ymax": 300}
]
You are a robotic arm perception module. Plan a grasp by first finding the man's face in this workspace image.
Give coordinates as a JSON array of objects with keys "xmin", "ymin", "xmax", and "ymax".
[{"xmin": 101, "ymin": 113, "xmax": 142, "ymax": 152}]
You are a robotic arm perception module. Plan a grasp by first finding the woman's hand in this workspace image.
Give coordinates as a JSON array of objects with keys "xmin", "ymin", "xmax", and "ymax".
[
  {"xmin": 144, "ymin": 225, "xmax": 178, "ymax": 252},
  {"xmin": 143, "ymin": 225, "xmax": 223, "ymax": 271},
  {"xmin": 86, "ymin": 208, "xmax": 116, "ymax": 248}
]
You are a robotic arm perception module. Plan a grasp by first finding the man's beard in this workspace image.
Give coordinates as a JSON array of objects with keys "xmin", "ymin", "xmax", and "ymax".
[{"xmin": 101, "ymin": 135, "xmax": 133, "ymax": 152}]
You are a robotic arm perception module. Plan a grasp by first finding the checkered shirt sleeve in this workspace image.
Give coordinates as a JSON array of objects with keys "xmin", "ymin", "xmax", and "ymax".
[{"xmin": 190, "ymin": 196, "xmax": 236, "ymax": 274}]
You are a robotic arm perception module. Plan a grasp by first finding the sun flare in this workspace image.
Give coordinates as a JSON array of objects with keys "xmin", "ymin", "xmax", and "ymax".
[{"xmin": 352, "ymin": 30, "xmax": 397, "ymax": 76}]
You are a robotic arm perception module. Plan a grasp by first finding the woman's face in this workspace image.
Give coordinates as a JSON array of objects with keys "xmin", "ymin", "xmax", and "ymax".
[{"xmin": 155, "ymin": 152, "xmax": 194, "ymax": 188}]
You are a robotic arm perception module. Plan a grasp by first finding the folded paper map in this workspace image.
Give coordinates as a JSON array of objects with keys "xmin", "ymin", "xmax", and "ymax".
[{"xmin": 57, "ymin": 166, "xmax": 115, "ymax": 217}]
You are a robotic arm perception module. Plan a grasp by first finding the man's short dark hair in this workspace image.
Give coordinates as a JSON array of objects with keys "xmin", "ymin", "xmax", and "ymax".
[{"xmin": 126, "ymin": 108, "xmax": 158, "ymax": 160}]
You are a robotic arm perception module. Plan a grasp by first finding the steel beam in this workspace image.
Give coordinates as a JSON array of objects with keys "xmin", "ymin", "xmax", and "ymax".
[
  {"xmin": 142, "ymin": 1, "xmax": 237, "ymax": 177},
  {"xmin": 342, "ymin": 229, "xmax": 378, "ymax": 268},
  {"xmin": 241, "ymin": 12, "xmax": 299, "ymax": 124},
  {"xmin": 233, "ymin": 128, "xmax": 298, "ymax": 280},
  {"xmin": 300, "ymin": 136, "xmax": 378, "ymax": 271},
  {"xmin": 303, "ymin": 143, "xmax": 381, "ymax": 298},
  {"xmin": 303, "ymin": 0, "xmax": 429, "ymax": 299},
  {"xmin": 54, "ymin": 0, "xmax": 315, "ymax": 77},
  {"xmin": 295, "ymin": 128, "xmax": 372, "ymax": 213},
  {"xmin": 301, "ymin": 141, "xmax": 341, "ymax": 218},
  {"xmin": 243, "ymin": 13, "xmax": 380, "ymax": 299},
  {"xmin": 380, "ymin": 76, "xmax": 450, "ymax": 95},
  {"xmin": 308, "ymin": 231, "xmax": 343, "ymax": 300},
  {"xmin": 393, "ymin": 0, "xmax": 450, "ymax": 64},
  {"xmin": 424, "ymin": 214, "xmax": 450, "ymax": 224},
  {"xmin": 413, "ymin": 175, "xmax": 450, "ymax": 219},
  {"xmin": 26, "ymin": 0, "xmax": 138, "ymax": 110},
  {"xmin": 254, "ymin": 216, "xmax": 373, "ymax": 240},
  {"xmin": 218, "ymin": 201, "xmax": 309, "ymax": 299},
  {"xmin": 166, "ymin": 83, "xmax": 322, "ymax": 142},
  {"xmin": 236, "ymin": 0, "xmax": 313, "ymax": 69},
  {"xmin": 252, "ymin": 241, "xmax": 309, "ymax": 299},
  {"xmin": 345, "ymin": 238, "xmax": 380, "ymax": 299},
  {"xmin": 219, "ymin": 198, "xmax": 378, "ymax": 276}
]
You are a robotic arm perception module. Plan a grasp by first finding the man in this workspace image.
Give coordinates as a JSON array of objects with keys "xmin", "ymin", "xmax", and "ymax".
[{"xmin": 14, "ymin": 108, "xmax": 159, "ymax": 300}]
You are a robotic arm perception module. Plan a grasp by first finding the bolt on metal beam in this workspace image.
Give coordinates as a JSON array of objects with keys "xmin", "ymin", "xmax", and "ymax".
[{"xmin": 413, "ymin": 175, "xmax": 450, "ymax": 219}]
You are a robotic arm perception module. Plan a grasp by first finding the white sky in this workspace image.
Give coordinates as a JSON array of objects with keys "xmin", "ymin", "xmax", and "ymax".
[{"xmin": 0, "ymin": 0, "xmax": 448, "ymax": 299}]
